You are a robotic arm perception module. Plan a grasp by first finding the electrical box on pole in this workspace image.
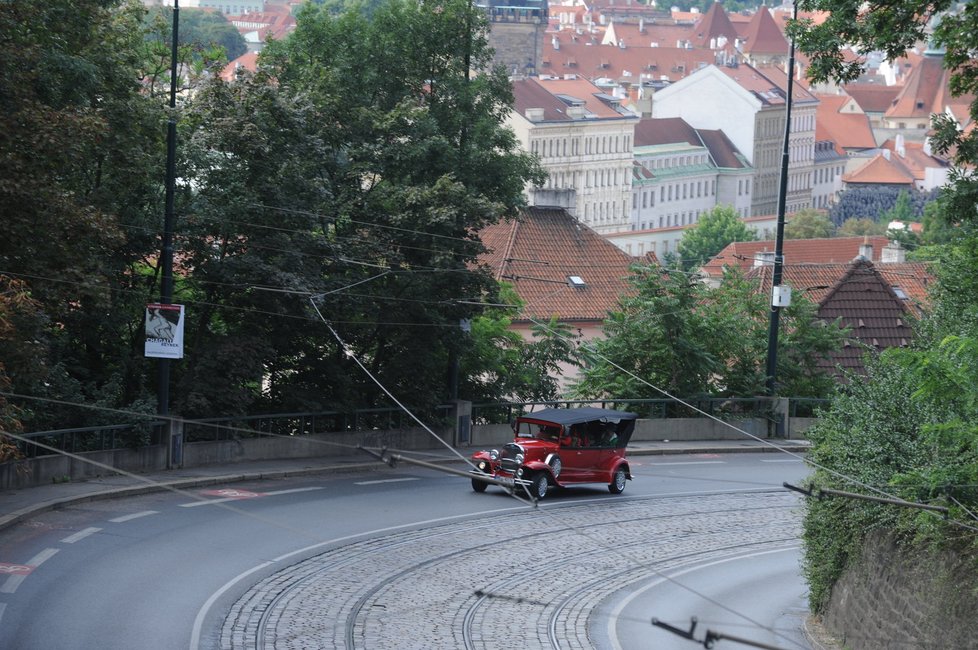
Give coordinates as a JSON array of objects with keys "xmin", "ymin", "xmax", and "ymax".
[{"xmin": 771, "ymin": 285, "xmax": 792, "ymax": 308}]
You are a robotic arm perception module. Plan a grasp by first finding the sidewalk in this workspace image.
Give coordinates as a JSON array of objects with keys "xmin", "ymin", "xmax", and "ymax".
[{"xmin": 0, "ymin": 438, "xmax": 809, "ymax": 533}]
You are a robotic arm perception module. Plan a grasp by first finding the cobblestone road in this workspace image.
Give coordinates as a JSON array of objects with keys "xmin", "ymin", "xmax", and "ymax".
[{"xmin": 221, "ymin": 490, "xmax": 803, "ymax": 650}]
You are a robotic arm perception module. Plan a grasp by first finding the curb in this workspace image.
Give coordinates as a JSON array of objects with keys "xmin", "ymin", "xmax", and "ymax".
[{"xmin": 0, "ymin": 444, "xmax": 809, "ymax": 533}]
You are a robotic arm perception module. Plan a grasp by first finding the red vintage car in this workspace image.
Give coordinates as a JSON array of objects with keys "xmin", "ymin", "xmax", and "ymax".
[{"xmin": 469, "ymin": 407, "xmax": 638, "ymax": 499}]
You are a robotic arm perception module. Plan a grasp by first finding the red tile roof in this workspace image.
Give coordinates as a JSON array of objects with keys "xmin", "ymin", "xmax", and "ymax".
[
  {"xmin": 511, "ymin": 77, "xmax": 632, "ymax": 122},
  {"xmin": 701, "ymin": 236, "xmax": 893, "ymax": 277},
  {"xmin": 748, "ymin": 259, "xmax": 931, "ymax": 377},
  {"xmin": 690, "ymin": 2, "xmax": 739, "ymax": 49},
  {"xmin": 541, "ymin": 36, "xmax": 715, "ymax": 83},
  {"xmin": 843, "ymin": 83, "xmax": 902, "ymax": 113},
  {"xmin": 814, "ymin": 93, "xmax": 877, "ymax": 152},
  {"xmin": 741, "ymin": 6, "xmax": 788, "ymax": 56},
  {"xmin": 879, "ymin": 138, "xmax": 950, "ymax": 178},
  {"xmin": 219, "ymin": 51, "xmax": 259, "ymax": 82},
  {"xmin": 478, "ymin": 207, "xmax": 635, "ymax": 323},
  {"xmin": 842, "ymin": 153, "xmax": 916, "ymax": 186}
]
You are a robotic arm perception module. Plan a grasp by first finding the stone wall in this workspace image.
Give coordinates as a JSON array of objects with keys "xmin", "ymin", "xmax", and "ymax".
[
  {"xmin": 823, "ymin": 529, "xmax": 978, "ymax": 649},
  {"xmin": 488, "ymin": 22, "xmax": 545, "ymax": 76}
]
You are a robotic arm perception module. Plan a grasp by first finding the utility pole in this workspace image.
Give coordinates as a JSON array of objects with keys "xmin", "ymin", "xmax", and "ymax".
[
  {"xmin": 158, "ymin": 0, "xmax": 180, "ymax": 451},
  {"xmin": 764, "ymin": 0, "xmax": 797, "ymax": 397}
]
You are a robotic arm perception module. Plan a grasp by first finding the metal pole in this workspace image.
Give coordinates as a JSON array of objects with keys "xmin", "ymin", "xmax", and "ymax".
[
  {"xmin": 158, "ymin": 0, "xmax": 179, "ymax": 418},
  {"xmin": 764, "ymin": 0, "xmax": 797, "ymax": 396}
]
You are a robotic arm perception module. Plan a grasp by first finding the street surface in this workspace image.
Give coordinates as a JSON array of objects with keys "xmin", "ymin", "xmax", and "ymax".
[{"xmin": 0, "ymin": 453, "xmax": 811, "ymax": 649}]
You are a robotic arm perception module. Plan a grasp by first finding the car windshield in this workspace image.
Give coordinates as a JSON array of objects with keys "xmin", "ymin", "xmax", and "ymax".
[{"xmin": 515, "ymin": 421, "xmax": 562, "ymax": 441}]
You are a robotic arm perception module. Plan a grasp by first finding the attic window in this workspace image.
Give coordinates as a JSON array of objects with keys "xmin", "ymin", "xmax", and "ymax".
[
  {"xmin": 568, "ymin": 275, "xmax": 586, "ymax": 288},
  {"xmin": 893, "ymin": 287, "xmax": 908, "ymax": 299},
  {"xmin": 916, "ymin": 101, "xmax": 925, "ymax": 109}
]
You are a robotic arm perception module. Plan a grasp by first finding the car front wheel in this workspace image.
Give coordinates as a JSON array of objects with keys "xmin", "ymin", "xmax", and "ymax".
[
  {"xmin": 530, "ymin": 472, "xmax": 549, "ymax": 500},
  {"xmin": 471, "ymin": 476, "xmax": 488, "ymax": 493},
  {"xmin": 608, "ymin": 467, "xmax": 627, "ymax": 494}
]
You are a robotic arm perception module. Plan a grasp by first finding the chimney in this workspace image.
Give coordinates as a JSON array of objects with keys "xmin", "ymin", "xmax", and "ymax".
[
  {"xmin": 895, "ymin": 133, "xmax": 906, "ymax": 158},
  {"xmin": 753, "ymin": 250, "xmax": 775, "ymax": 267},
  {"xmin": 882, "ymin": 240, "xmax": 906, "ymax": 263},
  {"xmin": 858, "ymin": 236, "xmax": 874, "ymax": 260},
  {"xmin": 882, "ymin": 149, "xmax": 891, "ymax": 160}
]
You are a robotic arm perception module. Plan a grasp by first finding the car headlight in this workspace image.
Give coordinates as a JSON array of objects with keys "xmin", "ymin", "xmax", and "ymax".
[
  {"xmin": 478, "ymin": 461, "xmax": 488, "ymax": 471},
  {"xmin": 489, "ymin": 449, "xmax": 499, "ymax": 461},
  {"xmin": 515, "ymin": 453, "xmax": 524, "ymax": 464}
]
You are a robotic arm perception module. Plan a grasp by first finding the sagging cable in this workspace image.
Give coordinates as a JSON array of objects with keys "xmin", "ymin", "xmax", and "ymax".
[
  {"xmin": 783, "ymin": 482, "xmax": 949, "ymax": 517},
  {"xmin": 652, "ymin": 616, "xmax": 789, "ymax": 650},
  {"xmin": 356, "ymin": 445, "xmax": 536, "ymax": 507}
]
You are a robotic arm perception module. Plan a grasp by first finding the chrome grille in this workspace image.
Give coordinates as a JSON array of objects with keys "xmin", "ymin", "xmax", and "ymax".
[{"xmin": 499, "ymin": 443, "xmax": 523, "ymax": 472}]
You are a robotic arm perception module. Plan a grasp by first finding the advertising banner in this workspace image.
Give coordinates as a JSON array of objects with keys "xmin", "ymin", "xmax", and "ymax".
[{"xmin": 145, "ymin": 303, "xmax": 185, "ymax": 359}]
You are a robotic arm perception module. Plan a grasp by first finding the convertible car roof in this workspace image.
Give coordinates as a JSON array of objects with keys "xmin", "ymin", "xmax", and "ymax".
[{"xmin": 517, "ymin": 407, "xmax": 638, "ymax": 425}]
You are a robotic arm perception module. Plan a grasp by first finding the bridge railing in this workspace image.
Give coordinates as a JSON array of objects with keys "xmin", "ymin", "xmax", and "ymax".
[{"xmin": 8, "ymin": 398, "xmax": 829, "ymax": 459}]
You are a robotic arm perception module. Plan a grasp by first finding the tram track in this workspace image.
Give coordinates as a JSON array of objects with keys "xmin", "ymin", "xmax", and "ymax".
[{"xmin": 223, "ymin": 489, "xmax": 804, "ymax": 650}]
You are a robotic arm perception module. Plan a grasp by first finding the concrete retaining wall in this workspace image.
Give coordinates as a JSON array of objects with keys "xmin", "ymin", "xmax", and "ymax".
[
  {"xmin": 1, "ymin": 413, "xmax": 806, "ymax": 489},
  {"xmin": 823, "ymin": 529, "xmax": 978, "ymax": 649}
]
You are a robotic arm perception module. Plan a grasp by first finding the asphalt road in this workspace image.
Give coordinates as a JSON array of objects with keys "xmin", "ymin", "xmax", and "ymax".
[{"xmin": 0, "ymin": 453, "xmax": 812, "ymax": 650}]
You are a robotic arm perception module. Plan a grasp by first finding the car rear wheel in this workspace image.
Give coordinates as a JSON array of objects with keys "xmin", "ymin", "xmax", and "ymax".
[
  {"xmin": 530, "ymin": 472, "xmax": 549, "ymax": 500},
  {"xmin": 608, "ymin": 467, "xmax": 627, "ymax": 494},
  {"xmin": 471, "ymin": 476, "xmax": 488, "ymax": 493}
]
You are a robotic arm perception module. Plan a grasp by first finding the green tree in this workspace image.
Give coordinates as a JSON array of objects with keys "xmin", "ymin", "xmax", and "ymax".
[
  {"xmin": 676, "ymin": 205, "xmax": 755, "ymax": 270},
  {"xmin": 792, "ymin": 2, "xmax": 977, "ymax": 228},
  {"xmin": 170, "ymin": 0, "xmax": 545, "ymax": 416},
  {"xmin": 785, "ymin": 209, "xmax": 834, "ymax": 239},
  {"xmin": 570, "ymin": 265, "xmax": 845, "ymax": 405},
  {"xmin": 0, "ymin": 0, "xmax": 167, "ymax": 430},
  {"xmin": 144, "ymin": 6, "xmax": 247, "ymax": 62},
  {"xmin": 837, "ymin": 217, "xmax": 887, "ymax": 237}
]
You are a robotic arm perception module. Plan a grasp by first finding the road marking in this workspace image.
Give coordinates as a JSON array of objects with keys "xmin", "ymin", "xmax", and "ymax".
[
  {"xmin": 355, "ymin": 478, "xmax": 420, "ymax": 486},
  {"xmin": 647, "ymin": 460, "xmax": 726, "ymax": 466},
  {"xmin": 1, "ymin": 548, "xmax": 58, "ymax": 594},
  {"xmin": 109, "ymin": 510, "xmax": 159, "ymax": 523},
  {"xmin": 760, "ymin": 459, "xmax": 804, "ymax": 463},
  {"xmin": 0, "ymin": 602, "xmax": 5, "ymax": 625},
  {"xmin": 61, "ymin": 527, "xmax": 102, "ymax": 544},
  {"xmin": 606, "ymin": 545, "xmax": 800, "ymax": 650},
  {"xmin": 180, "ymin": 486, "xmax": 322, "ymax": 508},
  {"xmin": 0, "ymin": 564, "xmax": 33, "ymax": 575}
]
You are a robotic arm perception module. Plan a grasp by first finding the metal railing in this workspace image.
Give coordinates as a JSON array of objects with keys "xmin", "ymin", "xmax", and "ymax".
[
  {"xmin": 14, "ymin": 422, "xmax": 163, "ymax": 459},
  {"xmin": 6, "ymin": 398, "xmax": 829, "ymax": 459}
]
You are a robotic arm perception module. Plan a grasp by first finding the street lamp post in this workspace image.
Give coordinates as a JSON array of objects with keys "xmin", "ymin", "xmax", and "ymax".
[
  {"xmin": 764, "ymin": 0, "xmax": 798, "ymax": 398},
  {"xmin": 158, "ymin": 1, "xmax": 180, "ymax": 459}
]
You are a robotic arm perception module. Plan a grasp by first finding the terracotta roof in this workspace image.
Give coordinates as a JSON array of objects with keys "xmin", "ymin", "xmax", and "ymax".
[
  {"xmin": 697, "ymin": 128, "xmax": 747, "ymax": 169},
  {"xmin": 843, "ymin": 83, "xmax": 902, "ymax": 113},
  {"xmin": 690, "ymin": 2, "xmax": 739, "ymax": 49},
  {"xmin": 748, "ymin": 259, "xmax": 924, "ymax": 377},
  {"xmin": 716, "ymin": 63, "xmax": 817, "ymax": 107},
  {"xmin": 632, "ymin": 117, "xmax": 747, "ymax": 170},
  {"xmin": 814, "ymin": 94, "xmax": 877, "ymax": 152},
  {"xmin": 747, "ymin": 260, "xmax": 932, "ymax": 311},
  {"xmin": 701, "ymin": 236, "xmax": 893, "ymax": 277},
  {"xmin": 511, "ymin": 77, "xmax": 632, "ymax": 122},
  {"xmin": 634, "ymin": 117, "xmax": 700, "ymax": 147},
  {"xmin": 542, "ymin": 36, "xmax": 716, "ymax": 83},
  {"xmin": 842, "ymin": 153, "xmax": 916, "ymax": 186},
  {"xmin": 477, "ymin": 207, "xmax": 635, "ymax": 323},
  {"xmin": 879, "ymin": 138, "xmax": 950, "ymax": 180},
  {"xmin": 741, "ymin": 6, "xmax": 788, "ymax": 56},
  {"xmin": 219, "ymin": 51, "xmax": 260, "ymax": 82}
]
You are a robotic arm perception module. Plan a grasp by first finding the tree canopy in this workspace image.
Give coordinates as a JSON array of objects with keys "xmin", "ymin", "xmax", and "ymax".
[
  {"xmin": 570, "ymin": 264, "xmax": 845, "ymax": 407},
  {"xmin": 0, "ymin": 0, "xmax": 557, "ymax": 432},
  {"xmin": 785, "ymin": 209, "xmax": 834, "ymax": 239},
  {"xmin": 676, "ymin": 205, "xmax": 756, "ymax": 270}
]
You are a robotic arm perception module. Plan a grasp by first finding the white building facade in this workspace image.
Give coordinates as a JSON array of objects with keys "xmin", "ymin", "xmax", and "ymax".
[{"xmin": 508, "ymin": 77, "xmax": 639, "ymax": 234}]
